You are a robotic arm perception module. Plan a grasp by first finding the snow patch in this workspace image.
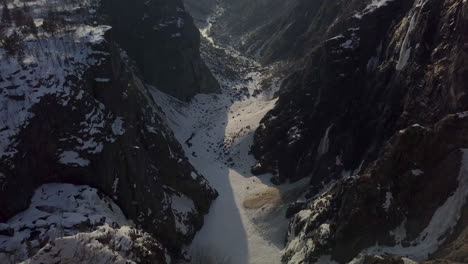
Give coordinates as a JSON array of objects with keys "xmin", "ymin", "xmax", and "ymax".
[
  {"xmin": 457, "ymin": 111, "xmax": 468, "ymax": 119},
  {"xmin": 317, "ymin": 125, "xmax": 333, "ymax": 157},
  {"xmin": 411, "ymin": 169, "xmax": 424, "ymax": 176},
  {"xmin": 354, "ymin": 0, "xmax": 395, "ymax": 18},
  {"xmin": 396, "ymin": 0, "xmax": 427, "ymax": 70},
  {"xmin": 335, "ymin": 154, "xmax": 343, "ymax": 166},
  {"xmin": 111, "ymin": 117, "xmax": 125, "ymax": 136},
  {"xmin": 94, "ymin": 78, "xmax": 110, "ymax": 82},
  {"xmin": 396, "ymin": 15, "xmax": 416, "ymax": 70},
  {"xmin": 383, "ymin": 192, "xmax": 393, "ymax": 211},
  {"xmin": 75, "ymin": 25, "xmax": 111, "ymax": 44},
  {"xmin": 171, "ymin": 193, "xmax": 195, "ymax": 235},
  {"xmin": 58, "ymin": 151, "xmax": 90, "ymax": 167}
]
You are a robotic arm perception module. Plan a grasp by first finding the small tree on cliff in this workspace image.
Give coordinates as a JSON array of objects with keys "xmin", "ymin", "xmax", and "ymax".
[
  {"xmin": 22, "ymin": 2, "xmax": 29, "ymax": 13},
  {"xmin": 12, "ymin": 6, "xmax": 26, "ymax": 27},
  {"xmin": 1, "ymin": 1, "xmax": 11, "ymax": 24},
  {"xmin": 42, "ymin": 10, "xmax": 64, "ymax": 34},
  {"xmin": 24, "ymin": 15, "xmax": 37, "ymax": 37},
  {"xmin": 0, "ymin": 22, "xmax": 6, "ymax": 40},
  {"xmin": 2, "ymin": 30, "xmax": 24, "ymax": 58}
]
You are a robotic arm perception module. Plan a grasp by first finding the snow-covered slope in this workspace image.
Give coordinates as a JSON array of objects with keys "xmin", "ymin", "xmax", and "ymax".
[
  {"xmin": 150, "ymin": 17, "xmax": 304, "ymax": 262},
  {"xmin": 0, "ymin": 0, "xmax": 110, "ymax": 160},
  {"xmin": 0, "ymin": 184, "xmax": 167, "ymax": 264},
  {"xmin": 0, "ymin": 0, "xmax": 217, "ymax": 261}
]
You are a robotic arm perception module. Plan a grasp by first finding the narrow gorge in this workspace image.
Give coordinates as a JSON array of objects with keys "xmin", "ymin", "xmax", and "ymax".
[{"xmin": 0, "ymin": 0, "xmax": 466, "ymax": 263}]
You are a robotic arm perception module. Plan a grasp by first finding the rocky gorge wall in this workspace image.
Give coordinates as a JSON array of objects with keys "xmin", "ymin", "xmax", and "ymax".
[
  {"xmin": 245, "ymin": 0, "xmax": 468, "ymax": 262},
  {"xmin": 0, "ymin": 0, "xmax": 218, "ymax": 262},
  {"xmin": 194, "ymin": 0, "xmax": 468, "ymax": 262},
  {"xmin": 252, "ymin": 0, "xmax": 467, "ymax": 195}
]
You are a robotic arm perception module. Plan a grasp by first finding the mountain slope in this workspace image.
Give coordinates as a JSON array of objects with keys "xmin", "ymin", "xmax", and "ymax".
[{"xmin": 0, "ymin": 0, "xmax": 218, "ymax": 262}]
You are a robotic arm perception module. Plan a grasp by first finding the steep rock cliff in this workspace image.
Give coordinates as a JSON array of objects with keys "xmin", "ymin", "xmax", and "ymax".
[
  {"xmin": 0, "ymin": 0, "xmax": 217, "ymax": 261},
  {"xmin": 246, "ymin": 0, "xmax": 467, "ymax": 262},
  {"xmin": 252, "ymin": 0, "xmax": 467, "ymax": 186}
]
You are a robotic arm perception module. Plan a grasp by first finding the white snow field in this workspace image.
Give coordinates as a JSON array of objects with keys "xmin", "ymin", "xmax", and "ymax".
[
  {"xmin": 151, "ymin": 15, "xmax": 307, "ymax": 262},
  {"xmin": 151, "ymin": 81, "xmax": 307, "ymax": 264}
]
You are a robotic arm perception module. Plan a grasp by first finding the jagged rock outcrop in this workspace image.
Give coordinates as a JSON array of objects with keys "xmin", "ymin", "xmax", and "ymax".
[
  {"xmin": 102, "ymin": 0, "xmax": 220, "ymax": 101},
  {"xmin": 0, "ymin": 0, "xmax": 217, "ymax": 261}
]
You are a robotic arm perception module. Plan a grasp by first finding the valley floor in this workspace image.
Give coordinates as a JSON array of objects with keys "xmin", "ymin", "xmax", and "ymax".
[{"xmin": 151, "ymin": 17, "xmax": 305, "ymax": 264}]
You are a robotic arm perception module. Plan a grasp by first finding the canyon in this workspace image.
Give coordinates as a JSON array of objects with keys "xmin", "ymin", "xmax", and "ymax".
[{"xmin": 0, "ymin": 0, "xmax": 467, "ymax": 263}]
